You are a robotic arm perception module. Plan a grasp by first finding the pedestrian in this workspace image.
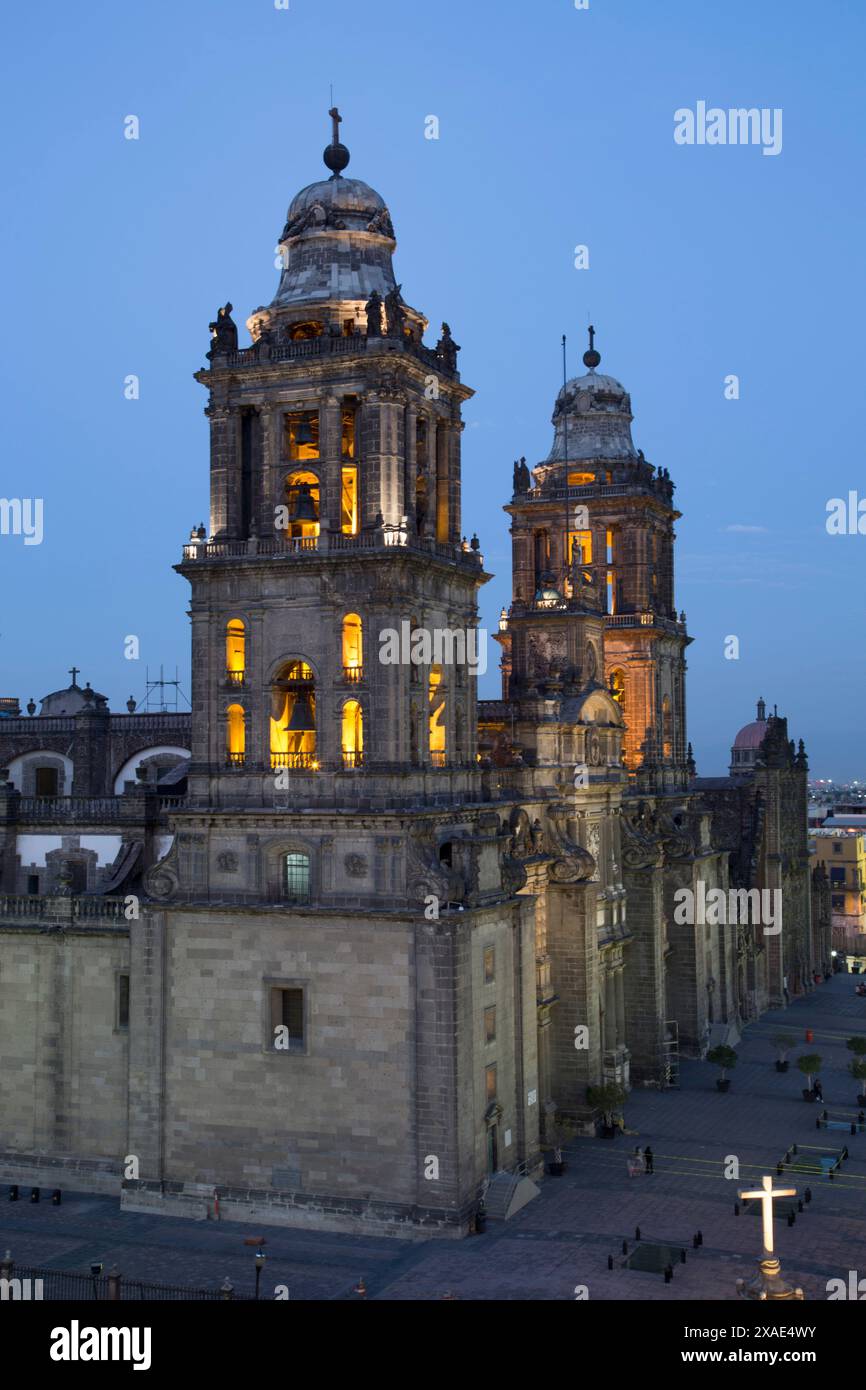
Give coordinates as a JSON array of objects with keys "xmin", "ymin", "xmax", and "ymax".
[
  {"xmin": 644, "ymin": 1145, "xmax": 654, "ymax": 1175},
  {"xmin": 813, "ymin": 1079, "xmax": 823, "ymax": 1102},
  {"xmin": 783, "ymin": 974, "xmax": 790, "ymax": 1006}
]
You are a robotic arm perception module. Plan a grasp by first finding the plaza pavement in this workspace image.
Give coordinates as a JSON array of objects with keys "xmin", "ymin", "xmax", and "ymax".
[{"xmin": 1, "ymin": 971, "xmax": 864, "ymax": 1301}]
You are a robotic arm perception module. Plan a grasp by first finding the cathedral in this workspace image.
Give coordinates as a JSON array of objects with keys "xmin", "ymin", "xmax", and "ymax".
[{"xmin": 0, "ymin": 116, "xmax": 830, "ymax": 1236}]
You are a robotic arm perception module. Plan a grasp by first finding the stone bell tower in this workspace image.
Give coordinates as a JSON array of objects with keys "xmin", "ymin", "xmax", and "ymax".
[
  {"xmin": 179, "ymin": 108, "xmax": 485, "ymax": 810},
  {"xmin": 130, "ymin": 114, "xmax": 541, "ymax": 1237}
]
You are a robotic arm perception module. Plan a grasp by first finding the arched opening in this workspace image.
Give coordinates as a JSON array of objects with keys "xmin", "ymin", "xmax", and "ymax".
[
  {"xmin": 226, "ymin": 704, "xmax": 245, "ymax": 765},
  {"xmin": 284, "ymin": 470, "xmax": 320, "ymax": 539},
  {"xmin": 288, "ymin": 322, "xmax": 323, "ymax": 341},
  {"xmin": 226, "ymin": 619, "xmax": 245, "ymax": 684},
  {"xmin": 610, "ymin": 669, "xmax": 626, "ymax": 713},
  {"xmin": 662, "ymin": 695, "xmax": 672, "ymax": 759},
  {"xmin": 429, "ymin": 664, "xmax": 446, "ymax": 766},
  {"xmin": 568, "ymin": 470, "xmax": 595, "ymax": 486},
  {"xmin": 271, "ymin": 661, "xmax": 317, "ymax": 770},
  {"xmin": 341, "ymin": 699, "xmax": 364, "ymax": 768},
  {"xmin": 342, "ymin": 613, "xmax": 363, "ymax": 681}
]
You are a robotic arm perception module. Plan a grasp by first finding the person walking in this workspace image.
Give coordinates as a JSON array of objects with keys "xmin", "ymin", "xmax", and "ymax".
[
  {"xmin": 813, "ymin": 1079, "xmax": 823, "ymax": 1103},
  {"xmin": 643, "ymin": 1145, "xmax": 654, "ymax": 1175}
]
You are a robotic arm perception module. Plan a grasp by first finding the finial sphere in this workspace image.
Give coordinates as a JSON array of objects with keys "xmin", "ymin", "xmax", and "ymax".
[
  {"xmin": 323, "ymin": 142, "xmax": 350, "ymax": 175},
  {"xmin": 583, "ymin": 347, "xmax": 601, "ymax": 369}
]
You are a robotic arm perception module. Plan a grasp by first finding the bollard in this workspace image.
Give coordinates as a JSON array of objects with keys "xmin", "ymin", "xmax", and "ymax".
[
  {"xmin": 804, "ymin": 1187, "xmax": 812, "ymax": 1204},
  {"xmin": 792, "ymin": 1143, "xmax": 798, "ymax": 1155},
  {"xmin": 608, "ymin": 1255, "xmax": 614, "ymax": 1270},
  {"xmin": 30, "ymin": 1187, "xmax": 39, "ymax": 1204},
  {"xmin": 696, "ymin": 1230, "xmax": 703, "ymax": 1247},
  {"xmin": 8, "ymin": 1186, "xmax": 18, "ymax": 1202},
  {"xmin": 635, "ymin": 1226, "xmax": 641, "ymax": 1242},
  {"xmin": 664, "ymin": 1264, "xmax": 673, "ymax": 1284},
  {"xmin": 51, "ymin": 1190, "xmax": 61, "ymax": 1206}
]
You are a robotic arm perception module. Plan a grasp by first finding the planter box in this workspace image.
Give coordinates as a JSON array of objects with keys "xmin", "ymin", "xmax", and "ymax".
[
  {"xmin": 716, "ymin": 1079, "xmax": 731, "ymax": 1092},
  {"xmin": 775, "ymin": 1060, "xmax": 789, "ymax": 1073},
  {"xmin": 802, "ymin": 1088, "xmax": 815, "ymax": 1101}
]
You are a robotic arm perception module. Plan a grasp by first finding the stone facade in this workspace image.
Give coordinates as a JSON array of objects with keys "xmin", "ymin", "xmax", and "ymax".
[{"xmin": 0, "ymin": 117, "xmax": 829, "ymax": 1236}]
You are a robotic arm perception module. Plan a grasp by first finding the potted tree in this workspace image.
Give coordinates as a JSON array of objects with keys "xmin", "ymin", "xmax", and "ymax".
[
  {"xmin": 545, "ymin": 1117, "xmax": 575, "ymax": 1175},
  {"xmin": 706, "ymin": 1045, "xmax": 737, "ymax": 1092},
  {"xmin": 797, "ymin": 1054, "xmax": 822, "ymax": 1100},
  {"xmin": 849, "ymin": 1058, "xmax": 866, "ymax": 1108},
  {"xmin": 586, "ymin": 1082, "xmax": 627, "ymax": 1138},
  {"xmin": 771, "ymin": 1032, "xmax": 797, "ymax": 1073}
]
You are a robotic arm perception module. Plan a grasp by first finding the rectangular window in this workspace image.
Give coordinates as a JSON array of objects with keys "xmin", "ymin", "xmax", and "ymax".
[
  {"xmin": 483, "ymin": 947, "xmax": 495, "ymax": 984},
  {"xmin": 830, "ymin": 867, "xmax": 846, "ymax": 883},
  {"xmin": 484, "ymin": 1006, "xmax": 496, "ymax": 1044},
  {"xmin": 117, "ymin": 973, "xmax": 130, "ymax": 1030},
  {"xmin": 833, "ymin": 842, "xmax": 843, "ymax": 853},
  {"xmin": 27, "ymin": 874, "xmax": 39, "ymax": 895},
  {"xmin": 269, "ymin": 986, "xmax": 305, "ymax": 1052},
  {"xmin": 341, "ymin": 466, "xmax": 358, "ymax": 534},
  {"xmin": 341, "ymin": 408, "xmax": 356, "ymax": 459},
  {"xmin": 567, "ymin": 529, "xmax": 593, "ymax": 565},
  {"xmin": 832, "ymin": 895, "xmax": 844, "ymax": 910},
  {"xmin": 485, "ymin": 1064, "xmax": 497, "ymax": 1103},
  {"xmin": 285, "ymin": 852, "xmax": 310, "ymax": 902},
  {"xmin": 35, "ymin": 767, "xmax": 58, "ymax": 797},
  {"xmin": 286, "ymin": 411, "xmax": 320, "ymax": 461}
]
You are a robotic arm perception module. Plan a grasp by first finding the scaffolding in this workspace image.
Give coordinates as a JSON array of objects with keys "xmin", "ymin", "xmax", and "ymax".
[{"xmin": 662, "ymin": 1020, "xmax": 680, "ymax": 1089}]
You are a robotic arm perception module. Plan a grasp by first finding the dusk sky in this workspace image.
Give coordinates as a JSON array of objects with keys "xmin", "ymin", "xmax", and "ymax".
[{"xmin": 1, "ymin": 0, "xmax": 863, "ymax": 778}]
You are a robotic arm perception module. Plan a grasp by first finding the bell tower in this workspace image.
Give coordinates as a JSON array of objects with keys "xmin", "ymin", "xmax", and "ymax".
[
  {"xmin": 501, "ymin": 330, "xmax": 691, "ymax": 792},
  {"xmin": 179, "ymin": 111, "xmax": 485, "ymax": 810}
]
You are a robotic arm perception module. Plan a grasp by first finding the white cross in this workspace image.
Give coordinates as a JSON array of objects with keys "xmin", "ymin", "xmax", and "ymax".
[{"xmin": 739, "ymin": 1174, "xmax": 797, "ymax": 1256}]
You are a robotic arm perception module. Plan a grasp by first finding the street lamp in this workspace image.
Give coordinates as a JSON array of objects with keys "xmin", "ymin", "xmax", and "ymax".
[{"xmin": 254, "ymin": 1251, "xmax": 266, "ymax": 1300}]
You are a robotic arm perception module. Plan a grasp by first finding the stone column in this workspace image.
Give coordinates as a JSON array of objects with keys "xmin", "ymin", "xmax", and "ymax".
[
  {"xmin": 404, "ymin": 403, "xmax": 418, "ymax": 534},
  {"xmin": 318, "ymin": 395, "xmax": 342, "ymax": 533},
  {"xmin": 207, "ymin": 403, "xmax": 234, "ymax": 538},
  {"xmin": 435, "ymin": 421, "xmax": 449, "ymax": 542},
  {"xmin": 615, "ymin": 964, "xmax": 626, "ymax": 1048},
  {"xmin": 422, "ymin": 413, "xmax": 437, "ymax": 538},
  {"xmin": 448, "ymin": 416, "xmax": 463, "ymax": 543},
  {"xmin": 604, "ymin": 968, "xmax": 616, "ymax": 1051},
  {"xmin": 256, "ymin": 404, "xmax": 276, "ymax": 539}
]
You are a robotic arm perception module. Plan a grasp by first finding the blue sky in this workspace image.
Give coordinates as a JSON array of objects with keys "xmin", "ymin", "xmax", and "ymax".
[{"xmin": 1, "ymin": 0, "xmax": 863, "ymax": 777}]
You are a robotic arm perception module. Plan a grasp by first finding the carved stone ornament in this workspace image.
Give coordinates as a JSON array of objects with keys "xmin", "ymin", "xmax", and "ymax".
[
  {"xmin": 546, "ymin": 802, "xmax": 596, "ymax": 882},
  {"xmin": 344, "ymin": 853, "xmax": 368, "ymax": 878},
  {"xmin": 217, "ymin": 851, "xmax": 238, "ymax": 872},
  {"xmin": 406, "ymin": 827, "xmax": 465, "ymax": 906},
  {"xmin": 620, "ymin": 801, "xmax": 664, "ymax": 870},
  {"xmin": 143, "ymin": 838, "xmax": 180, "ymax": 902}
]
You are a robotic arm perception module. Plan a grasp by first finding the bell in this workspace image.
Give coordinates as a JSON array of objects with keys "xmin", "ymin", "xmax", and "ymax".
[
  {"xmin": 294, "ymin": 418, "xmax": 315, "ymax": 446},
  {"xmin": 290, "ymin": 483, "xmax": 318, "ymax": 523},
  {"xmin": 286, "ymin": 691, "xmax": 316, "ymax": 733}
]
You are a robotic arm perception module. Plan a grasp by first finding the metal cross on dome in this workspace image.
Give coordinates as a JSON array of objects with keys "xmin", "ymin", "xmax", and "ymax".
[
  {"xmin": 329, "ymin": 106, "xmax": 342, "ymax": 145},
  {"xmin": 68, "ymin": 666, "xmax": 80, "ymax": 685},
  {"xmin": 739, "ymin": 1174, "xmax": 797, "ymax": 1256}
]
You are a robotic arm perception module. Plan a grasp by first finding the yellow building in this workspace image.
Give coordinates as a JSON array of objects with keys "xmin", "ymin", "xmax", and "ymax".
[{"xmin": 811, "ymin": 825, "xmax": 866, "ymax": 933}]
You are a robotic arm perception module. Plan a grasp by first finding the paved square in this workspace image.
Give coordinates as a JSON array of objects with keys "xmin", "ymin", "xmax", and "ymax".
[{"xmin": 2, "ymin": 973, "xmax": 864, "ymax": 1300}]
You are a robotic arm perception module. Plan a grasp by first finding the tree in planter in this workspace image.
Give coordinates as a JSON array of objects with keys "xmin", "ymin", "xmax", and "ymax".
[
  {"xmin": 849, "ymin": 1058, "xmax": 866, "ymax": 1101},
  {"xmin": 586, "ymin": 1082, "xmax": 627, "ymax": 1133},
  {"xmin": 770, "ymin": 1032, "xmax": 797, "ymax": 1069},
  {"xmin": 797, "ymin": 1054, "xmax": 823, "ymax": 1096},
  {"xmin": 846, "ymin": 1036, "xmax": 866, "ymax": 1060},
  {"xmin": 706, "ymin": 1045, "xmax": 738, "ymax": 1088}
]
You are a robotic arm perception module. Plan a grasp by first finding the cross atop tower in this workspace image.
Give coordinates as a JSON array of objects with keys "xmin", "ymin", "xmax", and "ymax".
[
  {"xmin": 583, "ymin": 324, "xmax": 601, "ymax": 370},
  {"xmin": 323, "ymin": 106, "xmax": 350, "ymax": 176},
  {"xmin": 68, "ymin": 666, "xmax": 80, "ymax": 686},
  {"xmin": 329, "ymin": 105, "xmax": 342, "ymax": 145}
]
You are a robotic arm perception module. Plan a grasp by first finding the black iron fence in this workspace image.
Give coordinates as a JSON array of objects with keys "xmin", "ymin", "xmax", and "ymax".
[{"xmin": 0, "ymin": 1257, "xmax": 253, "ymax": 1301}]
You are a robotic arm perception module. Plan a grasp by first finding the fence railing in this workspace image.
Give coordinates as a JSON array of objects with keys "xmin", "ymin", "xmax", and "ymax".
[
  {"xmin": 0, "ymin": 894, "xmax": 129, "ymax": 924},
  {"xmin": 0, "ymin": 1257, "xmax": 252, "ymax": 1301}
]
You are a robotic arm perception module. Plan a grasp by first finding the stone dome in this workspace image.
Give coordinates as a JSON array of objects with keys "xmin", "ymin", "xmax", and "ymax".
[
  {"xmin": 733, "ymin": 698, "xmax": 769, "ymax": 751},
  {"xmin": 281, "ymin": 176, "xmax": 389, "ymax": 237},
  {"xmin": 546, "ymin": 362, "xmax": 638, "ymax": 463}
]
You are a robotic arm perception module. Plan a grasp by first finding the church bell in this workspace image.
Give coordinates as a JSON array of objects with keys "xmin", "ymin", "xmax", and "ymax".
[
  {"xmin": 294, "ymin": 418, "xmax": 315, "ymax": 445},
  {"xmin": 286, "ymin": 691, "xmax": 316, "ymax": 732},
  {"xmin": 290, "ymin": 482, "xmax": 318, "ymax": 523}
]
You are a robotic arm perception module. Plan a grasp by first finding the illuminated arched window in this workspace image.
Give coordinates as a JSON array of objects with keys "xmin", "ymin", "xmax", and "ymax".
[
  {"xmin": 342, "ymin": 614, "xmax": 363, "ymax": 681},
  {"xmin": 610, "ymin": 669, "xmax": 626, "ymax": 713},
  {"xmin": 662, "ymin": 695, "xmax": 673, "ymax": 759},
  {"xmin": 226, "ymin": 704, "xmax": 245, "ymax": 765},
  {"xmin": 226, "ymin": 619, "xmax": 245, "ymax": 684},
  {"xmin": 429, "ymin": 665, "xmax": 446, "ymax": 766},
  {"xmin": 270, "ymin": 661, "xmax": 317, "ymax": 770},
  {"xmin": 568, "ymin": 471, "xmax": 595, "ymax": 486},
  {"xmin": 342, "ymin": 699, "xmax": 364, "ymax": 768},
  {"xmin": 284, "ymin": 470, "xmax": 320, "ymax": 539}
]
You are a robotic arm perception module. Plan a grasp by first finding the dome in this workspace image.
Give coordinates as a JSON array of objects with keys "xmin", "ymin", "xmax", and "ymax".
[
  {"xmin": 546, "ymin": 342, "xmax": 638, "ymax": 463},
  {"xmin": 265, "ymin": 114, "xmax": 400, "ymax": 312},
  {"xmin": 732, "ymin": 719, "xmax": 768, "ymax": 751},
  {"xmin": 733, "ymin": 698, "xmax": 769, "ymax": 751},
  {"xmin": 281, "ymin": 177, "xmax": 389, "ymax": 237},
  {"xmin": 39, "ymin": 679, "xmax": 109, "ymax": 716}
]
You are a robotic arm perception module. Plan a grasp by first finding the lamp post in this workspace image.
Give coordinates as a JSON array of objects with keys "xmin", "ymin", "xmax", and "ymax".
[{"xmin": 255, "ymin": 1251, "xmax": 266, "ymax": 1301}]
